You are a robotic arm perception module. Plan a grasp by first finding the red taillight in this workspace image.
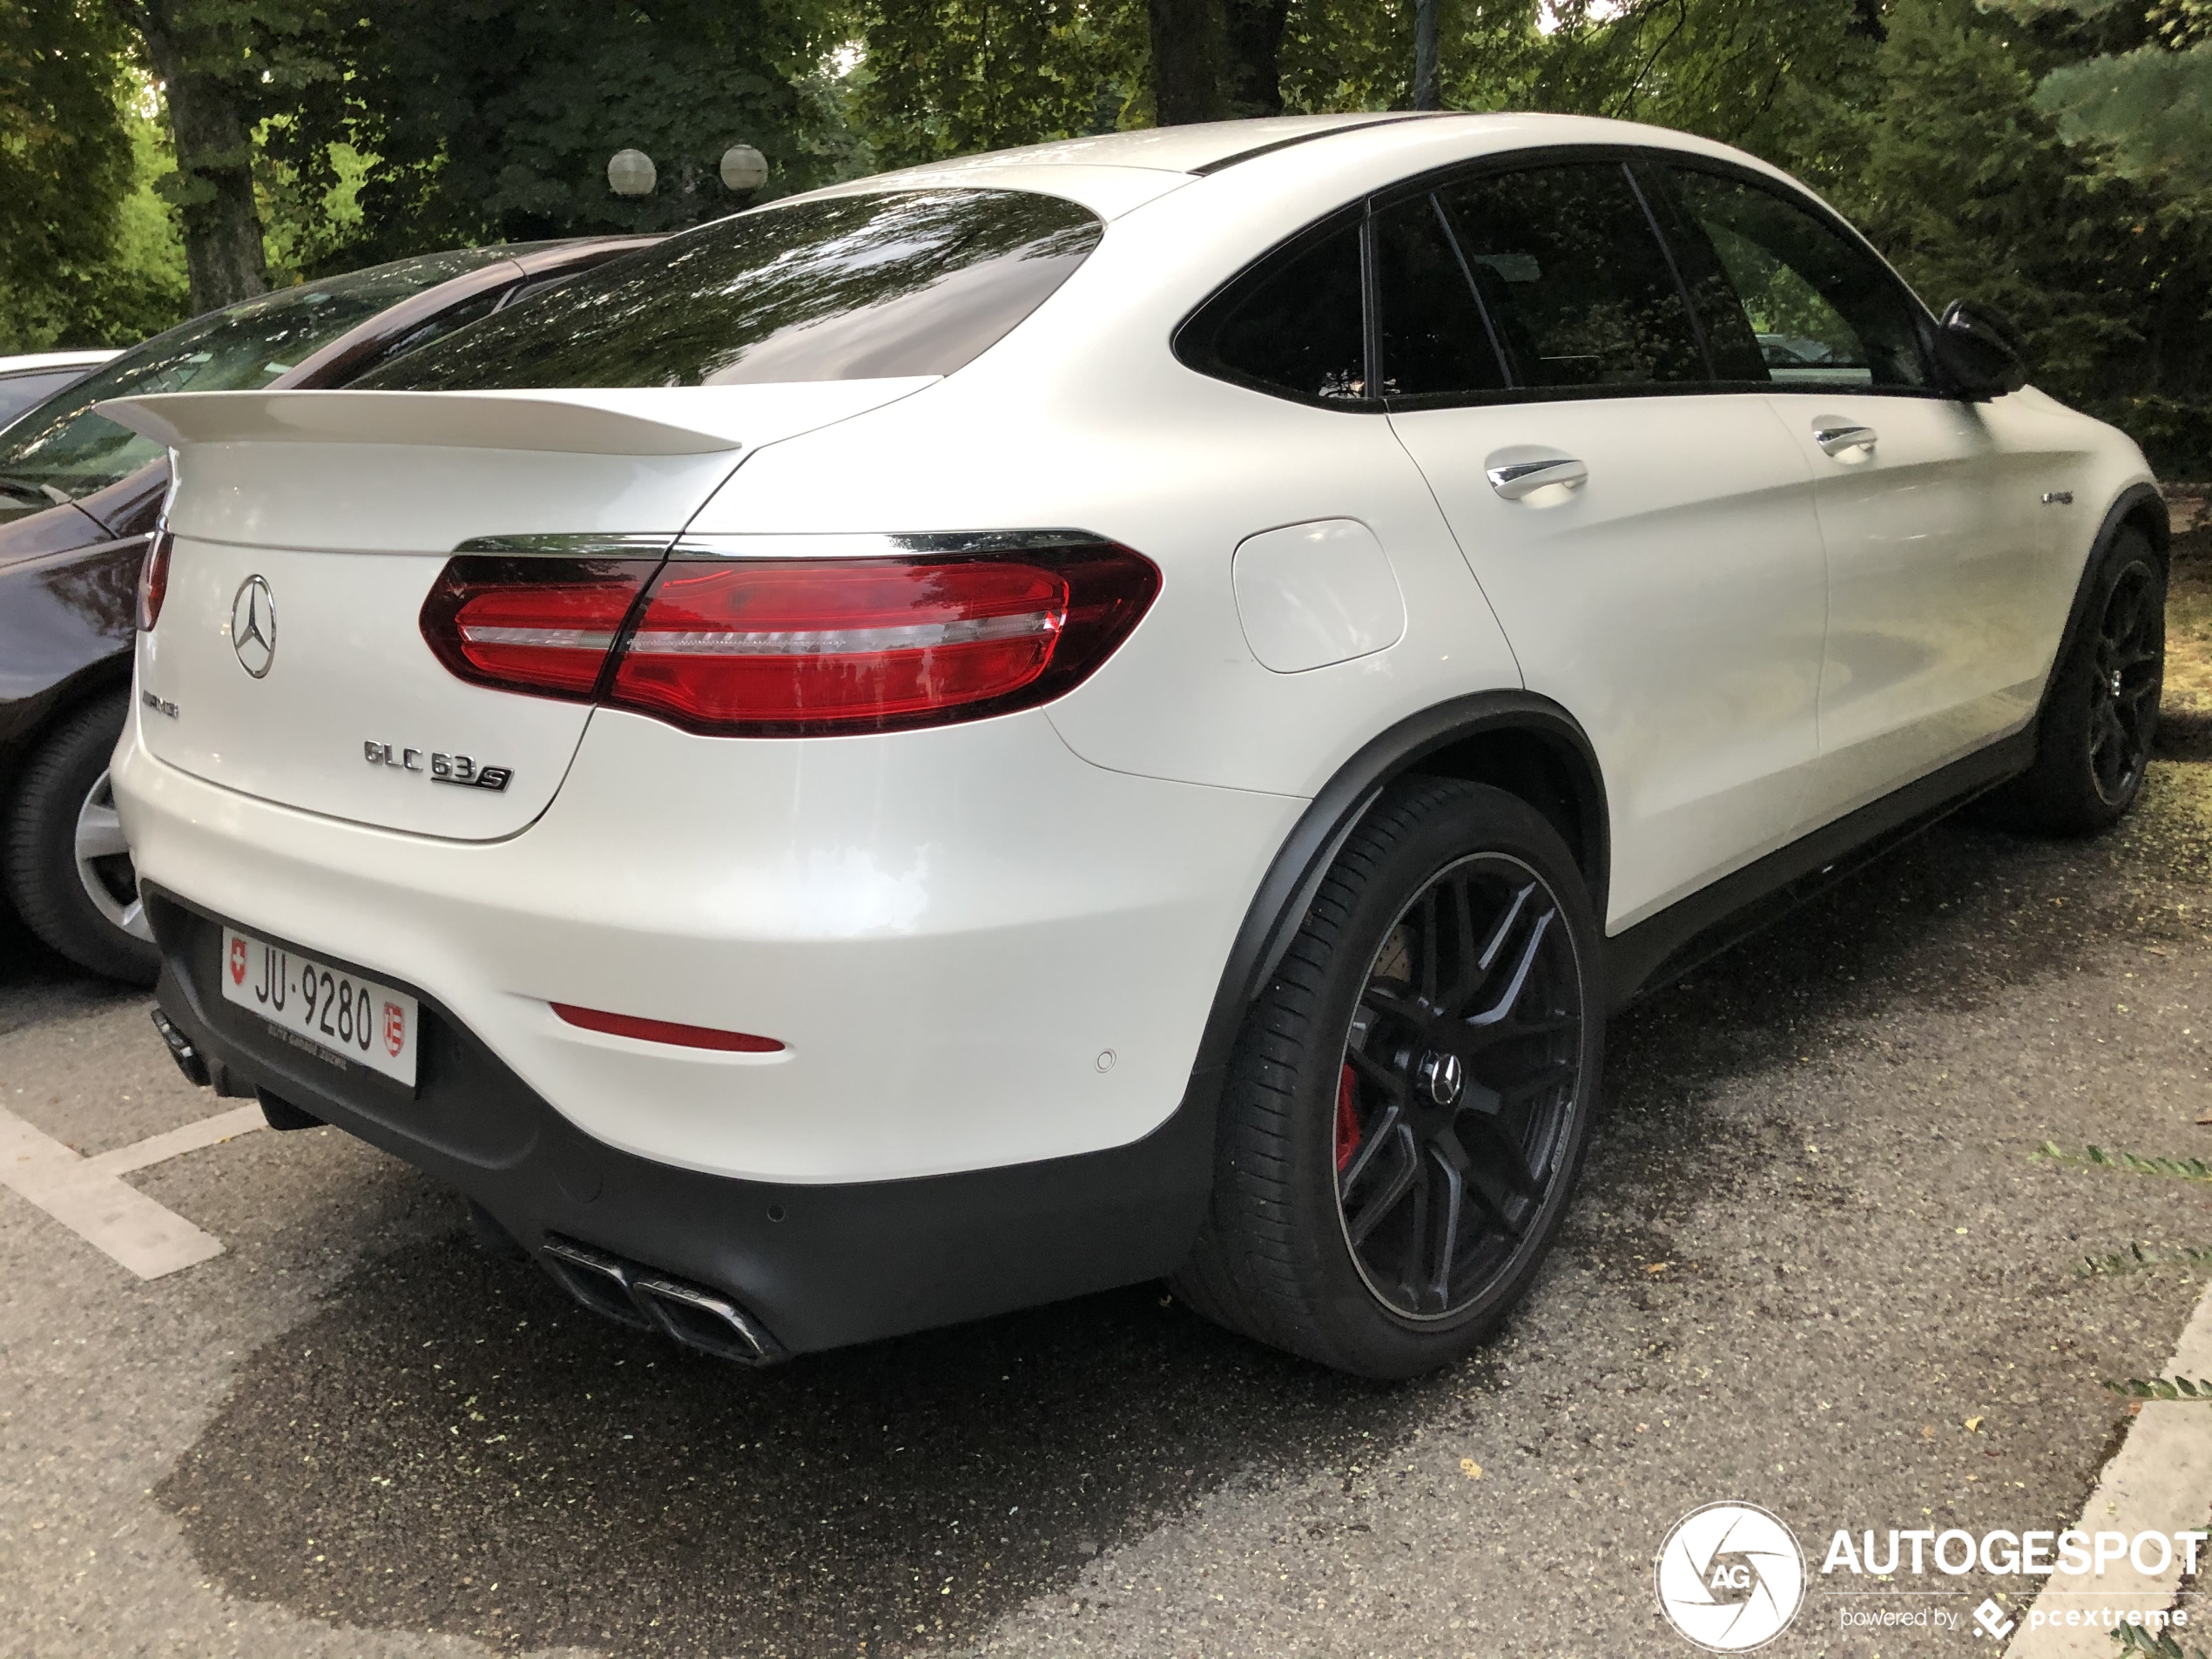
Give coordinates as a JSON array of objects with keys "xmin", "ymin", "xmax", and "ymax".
[
  {"xmin": 136, "ymin": 531, "xmax": 172, "ymax": 632},
  {"xmin": 419, "ymin": 556, "xmax": 659, "ymax": 699},
  {"xmin": 420, "ymin": 541, "xmax": 1159, "ymax": 736},
  {"xmin": 550, "ymin": 1002, "xmax": 784, "ymax": 1053},
  {"xmin": 614, "ymin": 558, "xmax": 1062, "ymax": 733}
]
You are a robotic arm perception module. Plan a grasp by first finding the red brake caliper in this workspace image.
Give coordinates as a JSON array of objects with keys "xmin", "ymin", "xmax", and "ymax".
[{"xmin": 1335, "ymin": 1062, "xmax": 1362, "ymax": 1173}]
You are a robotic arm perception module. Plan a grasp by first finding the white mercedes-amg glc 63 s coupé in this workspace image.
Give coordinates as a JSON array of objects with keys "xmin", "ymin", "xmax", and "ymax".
[{"xmin": 104, "ymin": 112, "xmax": 2168, "ymax": 1378}]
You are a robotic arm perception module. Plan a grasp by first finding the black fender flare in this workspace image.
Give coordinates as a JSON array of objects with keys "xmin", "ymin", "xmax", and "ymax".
[
  {"xmin": 1189, "ymin": 690, "xmax": 1608, "ymax": 1080},
  {"xmin": 2035, "ymin": 481, "xmax": 2169, "ymax": 725}
]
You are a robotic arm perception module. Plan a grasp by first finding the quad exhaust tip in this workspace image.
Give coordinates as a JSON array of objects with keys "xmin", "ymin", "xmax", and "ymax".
[
  {"xmin": 540, "ymin": 1234, "xmax": 784, "ymax": 1366},
  {"xmin": 151, "ymin": 1008, "xmax": 210, "ymax": 1088}
]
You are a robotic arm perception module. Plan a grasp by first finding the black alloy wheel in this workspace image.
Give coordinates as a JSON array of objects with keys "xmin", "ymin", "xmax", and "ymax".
[
  {"xmin": 1335, "ymin": 852, "xmax": 1583, "ymax": 1320},
  {"xmin": 1999, "ymin": 524, "xmax": 2164, "ymax": 836},
  {"xmin": 2086, "ymin": 556, "xmax": 2162, "ymax": 808},
  {"xmin": 1175, "ymin": 777, "xmax": 1602, "ymax": 1379}
]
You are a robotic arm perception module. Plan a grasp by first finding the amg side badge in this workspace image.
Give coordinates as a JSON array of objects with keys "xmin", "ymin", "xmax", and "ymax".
[{"xmin": 364, "ymin": 740, "xmax": 513, "ymax": 792}]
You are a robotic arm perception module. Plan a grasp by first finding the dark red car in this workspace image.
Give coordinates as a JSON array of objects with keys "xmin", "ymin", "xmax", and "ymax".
[{"xmin": 0, "ymin": 237, "xmax": 658, "ymax": 981}]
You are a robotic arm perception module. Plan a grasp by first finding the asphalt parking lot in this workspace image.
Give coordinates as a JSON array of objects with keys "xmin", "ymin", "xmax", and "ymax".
[{"xmin": 4, "ymin": 718, "xmax": 2212, "ymax": 1658}]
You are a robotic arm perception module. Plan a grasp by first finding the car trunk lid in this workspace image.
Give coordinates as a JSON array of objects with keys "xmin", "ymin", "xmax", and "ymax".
[{"xmin": 101, "ymin": 381, "xmax": 930, "ymax": 839}]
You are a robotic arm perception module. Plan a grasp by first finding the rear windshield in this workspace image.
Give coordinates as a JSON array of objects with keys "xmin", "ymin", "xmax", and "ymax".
[
  {"xmin": 0, "ymin": 248, "xmax": 511, "ymax": 524},
  {"xmin": 361, "ymin": 190, "xmax": 1104, "ymax": 391}
]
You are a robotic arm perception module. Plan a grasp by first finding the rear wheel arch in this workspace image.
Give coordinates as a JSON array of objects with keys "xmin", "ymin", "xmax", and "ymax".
[
  {"xmin": 0, "ymin": 653, "xmax": 135, "ymax": 813},
  {"xmin": 1191, "ymin": 691, "xmax": 1609, "ymax": 1079}
]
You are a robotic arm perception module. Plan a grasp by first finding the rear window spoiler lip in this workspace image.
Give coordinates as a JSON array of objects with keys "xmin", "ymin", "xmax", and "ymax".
[{"xmin": 95, "ymin": 379, "xmax": 941, "ymax": 458}]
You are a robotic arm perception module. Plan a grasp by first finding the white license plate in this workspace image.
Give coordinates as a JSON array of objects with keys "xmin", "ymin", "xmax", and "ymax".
[{"xmin": 219, "ymin": 926, "xmax": 420, "ymax": 1088}]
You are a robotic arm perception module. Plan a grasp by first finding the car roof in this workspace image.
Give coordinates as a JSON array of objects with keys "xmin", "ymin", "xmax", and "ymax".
[
  {"xmin": 787, "ymin": 111, "xmax": 1799, "ymax": 222},
  {"xmin": 872, "ymin": 112, "xmax": 1425, "ymax": 176}
]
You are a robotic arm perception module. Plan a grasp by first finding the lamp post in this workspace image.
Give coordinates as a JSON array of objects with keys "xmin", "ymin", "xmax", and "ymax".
[{"xmin": 607, "ymin": 148, "xmax": 658, "ymax": 197}]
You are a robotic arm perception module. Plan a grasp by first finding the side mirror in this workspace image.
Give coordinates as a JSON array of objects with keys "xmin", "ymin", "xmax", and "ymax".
[{"xmin": 1933, "ymin": 300, "xmax": 2030, "ymax": 401}]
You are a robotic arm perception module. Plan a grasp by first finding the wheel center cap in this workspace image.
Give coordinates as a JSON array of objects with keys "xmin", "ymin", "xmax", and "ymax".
[{"xmin": 1418, "ymin": 1050, "xmax": 1465, "ymax": 1107}]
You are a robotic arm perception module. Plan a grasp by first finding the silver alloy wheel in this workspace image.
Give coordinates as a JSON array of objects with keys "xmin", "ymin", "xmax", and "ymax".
[{"xmin": 73, "ymin": 768, "xmax": 152, "ymax": 941}]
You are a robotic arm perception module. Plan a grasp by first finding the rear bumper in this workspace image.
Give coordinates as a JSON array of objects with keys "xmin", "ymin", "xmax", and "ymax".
[
  {"xmin": 148, "ymin": 883, "xmax": 1221, "ymax": 1354},
  {"xmin": 111, "ymin": 698, "xmax": 1298, "ymax": 1182}
]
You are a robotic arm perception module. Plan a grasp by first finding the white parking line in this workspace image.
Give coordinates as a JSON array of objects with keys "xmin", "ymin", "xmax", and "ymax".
[
  {"xmin": 0, "ymin": 1102, "xmax": 265, "ymax": 1279},
  {"xmin": 2006, "ymin": 1279, "xmax": 2212, "ymax": 1655},
  {"xmin": 85, "ymin": 1103, "xmax": 266, "ymax": 1175}
]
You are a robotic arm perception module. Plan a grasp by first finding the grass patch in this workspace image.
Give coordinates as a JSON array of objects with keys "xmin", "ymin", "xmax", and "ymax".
[{"xmin": 2167, "ymin": 523, "xmax": 2212, "ymax": 717}]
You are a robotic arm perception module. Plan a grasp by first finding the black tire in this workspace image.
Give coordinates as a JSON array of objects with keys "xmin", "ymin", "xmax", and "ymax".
[
  {"xmin": 2000, "ymin": 525, "xmax": 2164, "ymax": 835},
  {"xmin": 1174, "ymin": 778, "xmax": 1604, "ymax": 1379},
  {"xmin": 3, "ymin": 691, "xmax": 160, "ymax": 985}
]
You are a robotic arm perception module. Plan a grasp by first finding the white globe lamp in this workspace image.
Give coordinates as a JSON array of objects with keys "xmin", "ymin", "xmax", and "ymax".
[
  {"xmin": 607, "ymin": 148, "xmax": 658, "ymax": 197},
  {"xmin": 719, "ymin": 144, "xmax": 769, "ymax": 193}
]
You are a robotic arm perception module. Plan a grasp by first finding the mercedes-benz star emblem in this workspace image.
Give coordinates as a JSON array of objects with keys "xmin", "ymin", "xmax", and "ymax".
[
  {"xmin": 1418, "ymin": 1050, "xmax": 1464, "ymax": 1106},
  {"xmin": 231, "ymin": 576, "xmax": 276, "ymax": 678}
]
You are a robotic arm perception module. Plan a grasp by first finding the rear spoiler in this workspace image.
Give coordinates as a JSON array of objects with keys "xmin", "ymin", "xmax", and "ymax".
[{"xmin": 97, "ymin": 381, "xmax": 939, "ymax": 458}]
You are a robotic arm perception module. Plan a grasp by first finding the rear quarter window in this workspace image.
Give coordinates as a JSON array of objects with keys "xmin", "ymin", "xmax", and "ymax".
[
  {"xmin": 362, "ymin": 190, "xmax": 1104, "ymax": 390},
  {"xmin": 1174, "ymin": 216, "xmax": 1370, "ymax": 404}
]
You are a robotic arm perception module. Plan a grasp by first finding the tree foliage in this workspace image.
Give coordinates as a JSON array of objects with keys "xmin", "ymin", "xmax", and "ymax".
[
  {"xmin": 1844, "ymin": 0, "xmax": 2212, "ymax": 474},
  {"xmin": 13, "ymin": 0, "xmax": 2212, "ymax": 476},
  {"xmin": 0, "ymin": 0, "xmax": 152, "ymax": 347},
  {"xmin": 0, "ymin": 7, "xmax": 186, "ymax": 350},
  {"xmin": 850, "ymin": 0, "xmax": 1143, "ymax": 168},
  {"xmin": 245, "ymin": 0, "xmax": 848, "ymax": 267}
]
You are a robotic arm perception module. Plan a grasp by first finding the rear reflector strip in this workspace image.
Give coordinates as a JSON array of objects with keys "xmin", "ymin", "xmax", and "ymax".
[
  {"xmin": 551, "ymin": 1002, "xmax": 785, "ymax": 1053},
  {"xmin": 624, "ymin": 609, "xmax": 1059, "ymax": 657},
  {"xmin": 457, "ymin": 626, "xmax": 621, "ymax": 651}
]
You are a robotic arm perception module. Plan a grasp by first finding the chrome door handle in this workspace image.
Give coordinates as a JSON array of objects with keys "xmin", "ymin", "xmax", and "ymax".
[
  {"xmin": 1814, "ymin": 422, "xmax": 1878, "ymax": 458},
  {"xmin": 1485, "ymin": 455, "xmax": 1588, "ymax": 500}
]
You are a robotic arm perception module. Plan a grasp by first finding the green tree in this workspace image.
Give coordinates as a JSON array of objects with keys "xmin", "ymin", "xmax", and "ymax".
[
  {"xmin": 101, "ymin": 0, "xmax": 347, "ymax": 312},
  {"xmin": 263, "ymin": 0, "xmax": 852, "ymax": 263},
  {"xmin": 850, "ymin": 0, "xmax": 1288, "ymax": 150},
  {"xmin": 0, "ymin": 2, "xmax": 186, "ymax": 348},
  {"xmin": 1850, "ymin": 0, "xmax": 2212, "ymax": 475},
  {"xmin": 0, "ymin": 0, "xmax": 135, "ymax": 347},
  {"xmin": 853, "ymin": 0, "xmax": 1142, "ymax": 166},
  {"xmin": 2026, "ymin": 0, "xmax": 2212, "ymax": 202}
]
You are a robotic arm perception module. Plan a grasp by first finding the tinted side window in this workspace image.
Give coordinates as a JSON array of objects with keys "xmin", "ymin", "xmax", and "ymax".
[
  {"xmin": 1436, "ymin": 164, "xmax": 1703, "ymax": 390},
  {"xmin": 1373, "ymin": 195, "xmax": 1507, "ymax": 399},
  {"xmin": 1184, "ymin": 219, "xmax": 1368, "ymax": 402},
  {"xmin": 327, "ymin": 287, "xmax": 509, "ymax": 385},
  {"xmin": 363, "ymin": 190, "xmax": 1103, "ymax": 391},
  {"xmin": 0, "ymin": 248, "xmax": 516, "ymax": 525},
  {"xmin": 1662, "ymin": 167, "xmax": 1930, "ymax": 390}
]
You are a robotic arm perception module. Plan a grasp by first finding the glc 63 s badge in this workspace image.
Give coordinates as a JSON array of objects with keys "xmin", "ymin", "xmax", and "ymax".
[{"xmin": 363, "ymin": 740, "xmax": 512, "ymax": 792}]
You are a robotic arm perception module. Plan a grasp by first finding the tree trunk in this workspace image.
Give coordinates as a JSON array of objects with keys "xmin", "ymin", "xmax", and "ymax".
[
  {"xmin": 1222, "ymin": 0, "xmax": 1290, "ymax": 118},
  {"xmin": 1412, "ymin": 0, "xmax": 1441, "ymax": 110},
  {"xmin": 132, "ymin": 1, "xmax": 266, "ymax": 314},
  {"xmin": 1149, "ymin": 0, "xmax": 1228, "ymax": 125}
]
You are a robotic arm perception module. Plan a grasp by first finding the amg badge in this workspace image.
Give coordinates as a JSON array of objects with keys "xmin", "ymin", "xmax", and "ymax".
[{"xmin": 363, "ymin": 740, "xmax": 513, "ymax": 792}]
